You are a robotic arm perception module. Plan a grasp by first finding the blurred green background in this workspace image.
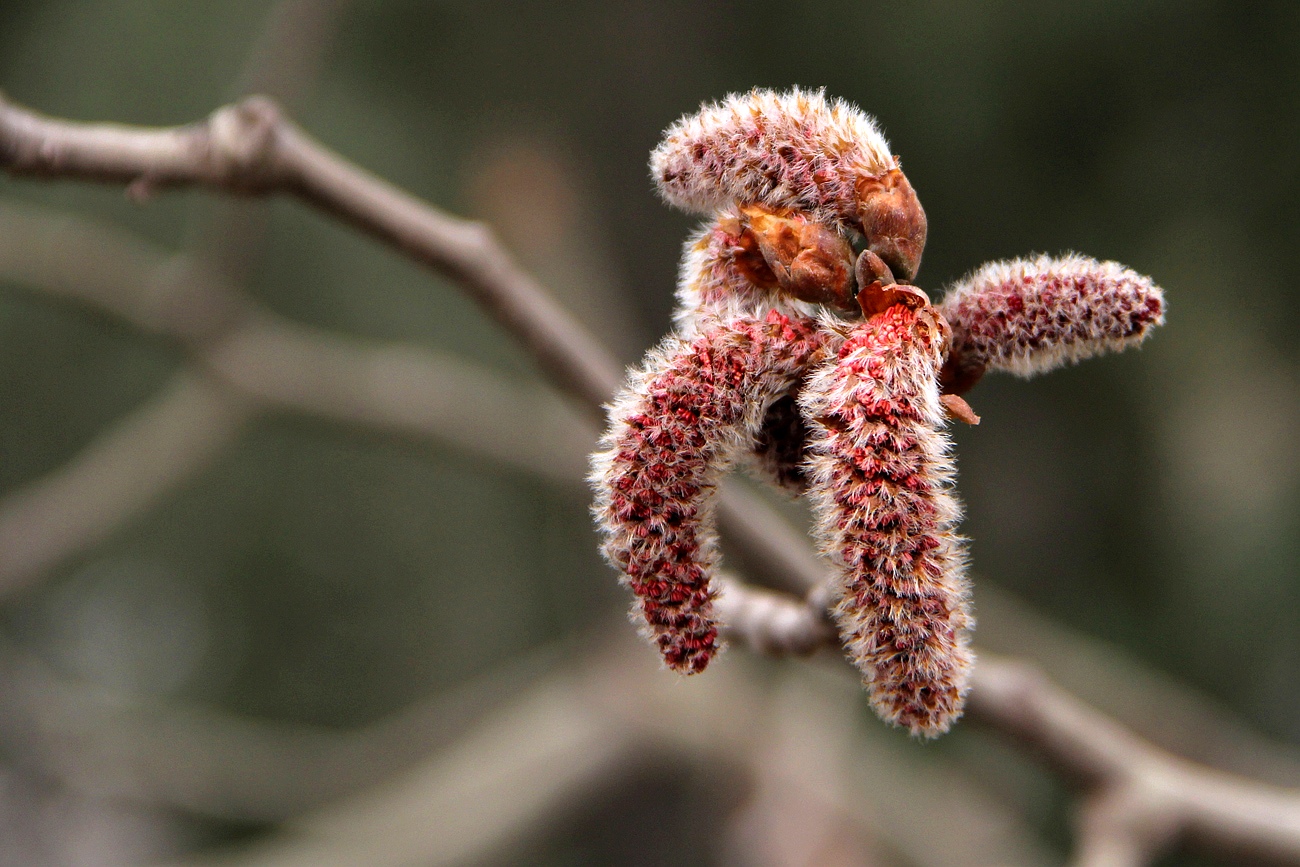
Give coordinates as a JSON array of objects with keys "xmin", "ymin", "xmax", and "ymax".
[{"xmin": 0, "ymin": 2, "xmax": 1298, "ymax": 865}]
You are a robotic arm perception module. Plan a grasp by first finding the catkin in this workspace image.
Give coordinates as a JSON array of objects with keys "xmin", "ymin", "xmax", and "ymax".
[
  {"xmin": 592, "ymin": 306, "xmax": 824, "ymax": 673},
  {"xmin": 651, "ymin": 87, "xmax": 895, "ymax": 231},
  {"xmin": 939, "ymin": 254, "xmax": 1165, "ymax": 394},
  {"xmin": 801, "ymin": 303, "xmax": 973, "ymax": 736}
]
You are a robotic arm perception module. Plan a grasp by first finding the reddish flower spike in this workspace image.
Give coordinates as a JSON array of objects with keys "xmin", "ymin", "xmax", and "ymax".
[
  {"xmin": 591, "ymin": 309, "xmax": 825, "ymax": 673},
  {"xmin": 801, "ymin": 302, "xmax": 972, "ymax": 737},
  {"xmin": 651, "ymin": 87, "xmax": 895, "ymax": 229},
  {"xmin": 651, "ymin": 87, "xmax": 928, "ymax": 282},
  {"xmin": 939, "ymin": 254, "xmax": 1166, "ymax": 394}
]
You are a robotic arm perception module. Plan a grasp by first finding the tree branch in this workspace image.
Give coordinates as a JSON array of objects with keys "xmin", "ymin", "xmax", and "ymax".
[
  {"xmin": 0, "ymin": 94, "xmax": 621, "ymax": 413},
  {"xmin": 716, "ymin": 581, "xmax": 1300, "ymax": 864},
  {"xmin": 0, "ymin": 94, "xmax": 822, "ymax": 598},
  {"xmin": 970, "ymin": 655, "xmax": 1300, "ymax": 865}
]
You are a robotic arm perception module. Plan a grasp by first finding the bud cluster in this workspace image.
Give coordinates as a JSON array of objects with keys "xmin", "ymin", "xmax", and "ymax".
[{"xmin": 591, "ymin": 89, "xmax": 1165, "ymax": 737}]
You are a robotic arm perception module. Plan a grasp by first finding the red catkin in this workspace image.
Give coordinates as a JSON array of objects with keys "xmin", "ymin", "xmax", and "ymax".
[
  {"xmin": 591, "ymin": 310, "xmax": 825, "ymax": 673},
  {"xmin": 673, "ymin": 215, "xmax": 826, "ymax": 493},
  {"xmin": 651, "ymin": 87, "xmax": 896, "ymax": 232},
  {"xmin": 801, "ymin": 303, "xmax": 973, "ymax": 736},
  {"xmin": 938, "ymin": 254, "xmax": 1166, "ymax": 394},
  {"xmin": 599, "ymin": 90, "xmax": 1167, "ymax": 737}
]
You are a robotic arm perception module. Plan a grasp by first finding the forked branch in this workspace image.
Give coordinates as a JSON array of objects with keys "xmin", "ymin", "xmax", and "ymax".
[{"xmin": 719, "ymin": 583, "xmax": 1300, "ymax": 865}]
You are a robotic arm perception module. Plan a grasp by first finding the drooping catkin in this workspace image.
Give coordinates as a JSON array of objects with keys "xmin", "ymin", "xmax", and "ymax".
[
  {"xmin": 938, "ymin": 254, "xmax": 1166, "ymax": 394},
  {"xmin": 801, "ymin": 302, "xmax": 973, "ymax": 736},
  {"xmin": 591, "ymin": 309, "xmax": 825, "ymax": 673}
]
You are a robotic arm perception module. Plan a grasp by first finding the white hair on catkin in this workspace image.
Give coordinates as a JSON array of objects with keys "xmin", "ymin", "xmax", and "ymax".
[
  {"xmin": 939, "ymin": 253, "xmax": 1166, "ymax": 382},
  {"xmin": 672, "ymin": 214, "xmax": 824, "ymax": 337},
  {"xmin": 800, "ymin": 304, "xmax": 973, "ymax": 737},
  {"xmin": 650, "ymin": 88, "xmax": 897, "ymax": 230}
]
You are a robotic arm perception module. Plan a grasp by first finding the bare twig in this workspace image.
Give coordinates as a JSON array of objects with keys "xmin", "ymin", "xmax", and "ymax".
[
  {"xmin": 0, "ymin": 94, "xmax": 621, "ymax": 412},
  {"xmin": 0, "ymin": 372, "xmax": 253, "ymax": 593},
  {"xmin": 0, "ymin": 632, "xmax": 565, "ymax": 822},
  {"xmin": 151, "ymin": 628, "xmax": 1050, "ymax": 867},
  {"xmin": 714, "ymin": 573, "xmax": 835, "ymax": 657},
  {"xmin": 0, "ymin": 202, "xmax": 591, "ymax": 592},
  {"xmin": 715, "ymin": 582, "xmax": 1300, "ymax": 865},
  {"xmin": 201, "ymin": 311, "xmax": 593, "ymax": 482},
  {"xmin": 0, "ymin": 8, "xmax": 354, "ymax": 862},
  {"xmin": 974, "ymin": 581, "xmax": 1300, "ymax": 789},
  {"xmin": 227, "ymin": 0, "xmax": 351, "ymax": 109},
  {"xmin": 188, "ymin": 0, "xmax": 351, "ymax": 284},
  {"xmin": 970, "ymin": 655, "xmax": 1300, "ymax": 866}
]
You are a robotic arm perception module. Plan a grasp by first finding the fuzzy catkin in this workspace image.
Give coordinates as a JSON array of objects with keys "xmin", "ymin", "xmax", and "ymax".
[
  {"xmin": 677, "ymin": 216, "xmax": 828, "ymax": 492},
  {"xmin": 674, "ymin": 215, "xmax": 782, "ymax": 332},
  {"xmin": 605, "ymin": 88, "xmax": 1168, "ymax": 738},
  {"xmin": 651, "ymin": 87, "xmax": 895, "ymax": 231},
  {"xmin": 938, "ymin": 254, "xmax": 1166, "ymax": 393},
  {"xmin": 591, "ymin": 310, "xmax": 825, "ymax": 674},
  {"xmin": 801, "ymin": 303, "xmax": 973, "ymax": 736}
]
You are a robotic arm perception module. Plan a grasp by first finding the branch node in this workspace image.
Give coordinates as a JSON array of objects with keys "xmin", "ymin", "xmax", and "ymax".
[
  {"xmin": 207, "ymin": 95, "xmax": 284, "ymax": 191},
  {"xmin": 1074, "ymin": 783, "xmax": 1182, "ymax": 867}
]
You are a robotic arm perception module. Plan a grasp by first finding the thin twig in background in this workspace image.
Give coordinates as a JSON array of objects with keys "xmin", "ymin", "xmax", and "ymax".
[
  {"xmin": 3, "ymin": 94, "xmax": 1300, "ymax": 865},
  {"xmin": 0, "ymin": 200, "xmax": 592, "ymax": 594},
  {"xmin": 722, "ymin": 590, "xmax": 1300, "ymax": 865},
  {"xmin": 0, "ymin": 631, "xmax": 568, "ymax": 823},
  {"xmin": 0, "ymin": 94, "xmax": 621, "ymax": 411},
  {"xmin": 0, "ymin": 371, "xmax": 254, "ymax": 588},
  {"xmin": 0, "ymin": 4, "xmax": 358, "ymax": 864},
  {"xmin": 971, "ymin": 655, "xmax": 1300, "ymax": 866}
]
